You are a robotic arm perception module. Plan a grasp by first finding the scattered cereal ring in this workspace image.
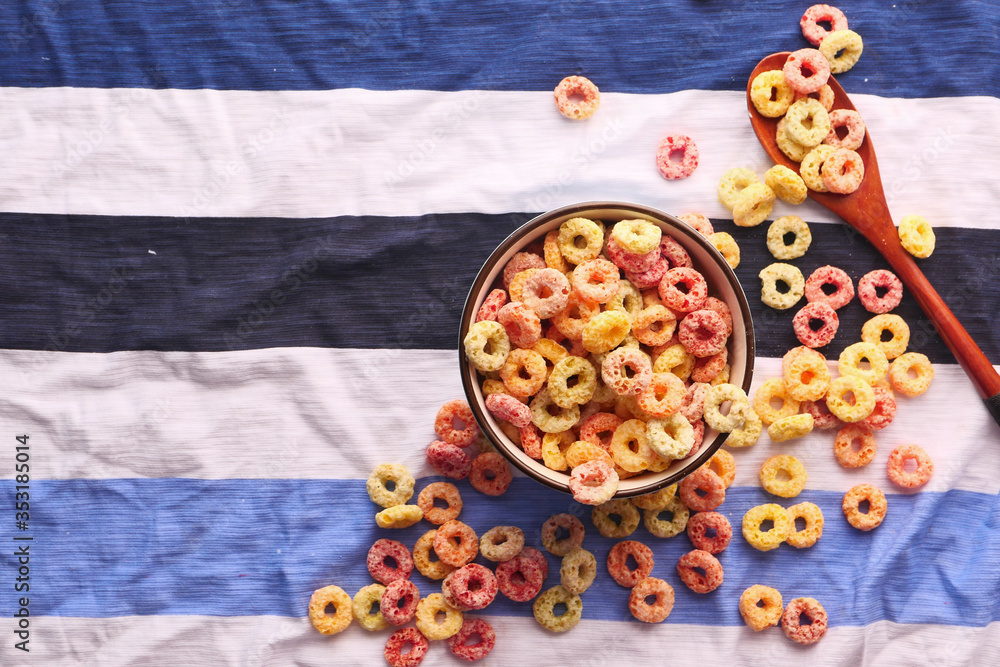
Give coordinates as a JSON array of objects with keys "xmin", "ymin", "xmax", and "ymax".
[
  {"xmin": 309, "ymin": 584, "xmax": 353, "ymax": 635},
  {"xmin": 415, "ymin": 593, "xmax": 464, "ymax": 640},
  {"xmin": 542, "ymin": 513, "xmax": 586, "ymax": 556},
  {"xmin": 495, "ymin": 551, "xmax": 545, "ymax": 602},
  {"xmin": 384, "ymin": 627, "xmax": 428, "ymax": 667},
  {"xmin": 765, "ymin": 166, "xmax": 808, "ymax": 205},
  {"xmin": 861, "ymin": 313, "xmax": 911, "ymax": 362},
  {"xmin": 784, "ymin": 98, "xmax": 831, "ymax": 146},
  {"xmin": 503, "ymin": 251, "xmax": 547, "ymax": 289},
  {"xmin": 448, "ymin": 618, "xmax": 496, "ymax": 662},
  {"xmin": 742, "ymin": 503, "xmax": 792, "ymax": 551},
  {"xmin": 629, "ymin": 577, "xmax": 675, "ymax": 623},
  {"xmin": 751, "ymin": 70, "xmax": 795, "ymax": 118},
  {"xmin": 776, "ymin": 117, "xmax": 812, "ymax": 162},
  {"xmin": 805, "ymin": 265, "xmax": 855, "ymax": 310},
  {"xmin": 368, "ymin": 539, "xmax": 415, "ymax": 584},
  {"xmin": 889, "ymin": 352, "xmax": 934, "ymax": 397},
  {"xmin": 783, "ymin": 346, "xmax": 832, "ymax": 401},
  {"xmin": 413, "ymin": 530, "xmax": 456, "ymax": 581},
  {"xmin": 592, "ymin": 498, "xmax": 641, "ymax": 539},
  {"xmin": 560, "ymin": 547, "xmax": 597, "ymax": 595},
  {"xmin": 656, "ymin": 135, "xmax": 700, "ymax": 180},
  {"xmin": 376, "ymin": 505, "xmax": 424, "ymax": 530},
  {"xmin": 582, "ymin": 310, "xmax": 632, "ymax": 354},
  {"xmin": 717, "ymin": 167, "xmax": 760, "ymax": 211},
  {"xmin": 558, "ymin": 217, "xmax": 605, "ymax": 265},
  {"xmin": 417, "ymin": 482, "xmax": 463, "ymax": 526},
  {"xmin": 380, "ymin": 578, "xmax": 420, "ymax": 626},
  {"xmin": 659, "ymin": 267, "xmax": 708, "ymax": 313},
  {"xmin": 826, "ymin": 375, "xmax": 876, "ymax": 423},
  {"xmin": 469, "ymin": 452, "xmax": 512, "ymax": 496},
  {"xmin": 434, "ymin": 520, "xmax": 479, "ymax": 567},
  {"xmin": 678, "ymin": 309, "xmax": 728, "ymax": 358},
  {"xmin": 753, "ymin": 378, "xmax": 800, "ymax": 427},
  {"xmin": 677, "ymin": 212, "xmax": 714, "ymax": 237},
  {"xmin": 643, "ymin": 494, "xmax": 690, "ymax": 538},
  {"xmin": 858, "ymin": 270, "xmax": 903, "ymax": 314},
  {"xmin": 533, "ymin": 585, "xmax": 583, "ymax": 632},
  {"xmin": 463, "ymin": 320, "xmax": 510, "ymax": 372},
  {"xmin": 679, "ymin": 466, "xmax": 726, "ymax": 512},
  {"xmin": 801, "ymin": 397, "xmax": 843, "ymax": 430},
  {"xmin": 607, "ymin": 540, "xmax": 655, "ymax": 587},
  {"xmin": 686, "ymin": 511, "xmax": 732, "ymax": 554},
  {"xmin": 799, "ymin": 144, "xmax": 836, "ymax": 192},
  {"xmin": 479, "ymin": 525, "xmax": 524, "ymax": 563},
  {"xmin": 676, "ymin": 549, "xmax": 724, "ymax": 594},
  {"xmin": 497, "ymin": 303, "xmax": 543, "ymax": 350},
  {"xmin": 740, "ymin": 584, "xmax": 783, "ymax": 631},
  {"xmin": 800, "ymin": 4, "xmax": 848, "ymax": 46},
  {"xmin": 554, "ymin": 75, "xmax": 600, "ymax": 120},
  {"xmin": 353, "ymin": 583, "xmax": 389, "ymax": 632},
  {"xmin": 476, "ymin": 288, "xmax": 508, "ymax": 323},
  {"xmin": 448, "ymin": 563, "xmax": 499, "ymax": 611},
  {"xmin": 631, "ymin": 483, "xmax": 677, "ymax": 511},
  {"xmin": 887, "ymin": 443, "xmax": 934, "ymax": 489},
  {"xmin": 833, "ymin": 423, "xmax": 877, "ymax": 468},
  {"xmin": 759, "ymin": 455, "xmax": 808, "ymax": 497},
  {"xmin": 785, "ymin": 501, "xmax": 825, "ymax": 548},
  {"xmin": 486, "ymin": 392, "xmax": 532, "ymax": 428},
  {"xmin": 707, "ymin": 232, "xmax": 740, "ymax": 269},
  {"xmin": 783, "ymin": 48, "xmax": 832, "ymax": 95},
  {"xmin": 367, "ymin": 463, "xmax": 416, "ymax": 508},
  {"xmin": 703, "ymin": 383, "xmax": 752, "ymax": 433},
  {"xmin": 733, "ymin": 182, "xmax": 776, "ymax": 228},
  {"xmin": 821, "ymin": 147, "xmax": 865, "ymax": 194},
  {"xmin": 782, "ymin": 598, "xmax": 828, "ymax": 645},
  {"xmin": 426, "ymin": 440, "xmax": 473, "ymax": 480},
  {"xmin": 793, "ymin": 301, "xmax": 839, "ymax": 349},
  {"xmin": 602, "ymin": 347, "xmax": 654, "ymax": 397},
  {"xmin": 820, "ymin": 29, "xmax": 863, "ymax": 73},
  {"xmin": 824, "ymin": 109, "xmax": 866, "ymax": 151},
  {"xmin": 898, "ymin": 214, "xmax": 935, "ymax": 258},
  {"xmin": 759, "ymin": 263, "xmax": 805, "ymax": 310},
  {"xmin": 632, "ymin": 305, "xmax": 677, "ymax": 347},
  {"xmin": 842, "ymin": 483, "xmax": 887, "ymax": 531},
  {"xmin": 839, "ymin": 341, "xmax": 889, "ymax": 386}
]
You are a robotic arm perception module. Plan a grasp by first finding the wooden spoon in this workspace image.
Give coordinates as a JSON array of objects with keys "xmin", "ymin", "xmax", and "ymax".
[{"xmin": 747, "ymin": 52, "xmax": 1000, "ymax": 426}]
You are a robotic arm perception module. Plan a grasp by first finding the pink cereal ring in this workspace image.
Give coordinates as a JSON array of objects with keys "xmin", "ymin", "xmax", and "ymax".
[
  {"xmin": 702, "ymin": 296, "xmax": 733, "ymax": 337},
  {"xmin": 805, "ymin": 265, "xmax": 855, "ymax": 310},
  {"xmin": 573, "ymin": 258, "xmax": 621, "ymax": 303},
  {"xmin": 448, "ymin": 563, "xmax": 499, "ymax": 610},
  {"xmin": 476, "ymin": 288, "xmax": 508, "ymax": 322},
  {"xmin": 686, "ymin": 511, "xmax": 732, "ymax": 554},
  {"xmin": 519, "ymin": 423, "xmax": 543, "ymax": 458},
  {"xmin": 679, "ymin": 382, "xmax": 711, "ymax": 423},
  {"xmin": 861, "ymin": 386, "xmax": 897, "ymax": 431},
  {"xmin": 426, "ymin": 440, "xmax": 473, "ymax": 479},
  {"xmin": 801, "ymin": 398, "xmax": 844, "ymax": 430},
  {"xmin": 435, "ymin": 400, "xmax": 479, "ymax": 447},
  {"xmin": 676, "ymin": 549, "xmax": 724, "ymax": 594},
  {"xmin": 822, "ymin": 148, "xmax": 865, "ymax": 194},
  {"xmin": 447, "ymin": 618, "xmax": 496, "ymax": 662},
  {"xmin": 469, "ymin": 452, "xmax": 513, "ymax": 496},
  {"xmin": 887, "ymin": 444, "xmax": 934, "ymax": 489},
  {"xmin": 678, "ymin": 309, "xmax": 728, "ymax": 358},
  {"xmin": 824, "ymin": 109, "xmax": 866, "ymax": 151},
  {"xmin": 678, "ymin": 467, "xmax": 726, "ymax": 512},
  {"xmin": 626, "ymin": 257, "xmax": 669, "ymax": 290},
  {"xmin": 503, "ymin": 252, "xmax": 546, "ymax": 288},
  {"xmin": 368, "ymin": 539, "xmax": 415, "ymax": 584},
  {"xmin": 497, "ymin": 301, "xmax": 543, "ymax": 349},
  {"xmin": 678, "ymin": 213, "xmax": 714, "ymax": 237},
  {"xmin": 568, "ymin": 459, "xmax": 619, "ymax": 505},
  {"xmin": 385, "ymin": 627, "xmax": 429, "ymax": 667},
  {"xmin": 380, "ymin": 578, "xmax": 420, "ymax": 626},
  {"xmin": 800, "ymin": 4, "xmax": 849, "ymax": 46},
  {"xmin": 681, "ymin": 419, "xmax": 706, "ymax": 459},
  {"xmin": 521, "ymin": 268, "xmax": 571, "ymax": 319},
  {"xmin": 496, "ymin": 551, "xmax": 546, "ymax": 602},
  {"xmin": 858, "ymin": 269, "xmax": 903, "ymax": 313},
  {"xmin": 783, "ymin": 48, "xmax": 831, "ymax": 95},
  {"xmin": 485, "ymin": 392, "xmax": 532, "ymax": 428},
  {"xmin": 607, "ymin": 235, "xmax": 659, "ymax": 274},
  {"xmin": 554, "ymin": 75, "xmax": 600, "ymax": 120},
  {"xmin": 659, "ymin": 267, "xmax": 708, "ymax": 313},
  {"xmin": 656, "ymin": 135, "xmax": 700, "ymax": 180},
  {"xmin": 792, "ymin": 301, "xmax": 839, "ymax": 348},
  {"xmin": 659, "ymin": 236, "xmax": 694, "ymax": 269},
  {"xmin": 601, "ymin": 347, "xmax": 654, "ymax": 396},
  {"xmin": 520, "ymin": 546, "xmax": 550, "ymax": 580},
  {"xmin": 579, "ymin": 412, "xmax": 623, "ymax": 450}
]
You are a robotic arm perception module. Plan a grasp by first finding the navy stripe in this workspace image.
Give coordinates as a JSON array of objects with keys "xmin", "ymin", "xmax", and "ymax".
[
  {"xmin": 0, "ymin": 212, "xmax": 996, "ymax": 364},
  {"xmin": 0, "ymin": 1, "xmax": 996, "ymax": 97},
  {"xmin": 2, "ymin": 478, "xmax": 998, "ymax": 626}
]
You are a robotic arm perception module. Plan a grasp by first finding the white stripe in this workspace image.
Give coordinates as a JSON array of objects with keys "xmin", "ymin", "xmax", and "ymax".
[
  {"xmin": 3, "ymin": 615, "xmax": 997, "ymax": 666},
  {"xmin": 4, "ymin": 348, "xmax": 996, "ymax": 494},
  {"xmin": 1, "ymin": 87, "xmax": 997, "ymax": 228}
]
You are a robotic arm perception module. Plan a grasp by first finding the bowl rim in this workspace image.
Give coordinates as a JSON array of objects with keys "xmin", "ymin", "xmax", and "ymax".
[{"xmin": 458, "ymin": 200, "xmax": 756, "ymax": 497}]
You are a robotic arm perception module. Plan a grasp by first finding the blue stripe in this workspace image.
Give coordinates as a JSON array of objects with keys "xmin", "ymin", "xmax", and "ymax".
[
  {"xmin": 0, "ymin": 212, "xmax": 994, "ymax": 364},
  {"xmin": 0, "ymin": 1, "xmax": 996, "ymax": 97},
  {"xmin": 3, "ymin": 478, "xmax": 998, "ymax": 626}
]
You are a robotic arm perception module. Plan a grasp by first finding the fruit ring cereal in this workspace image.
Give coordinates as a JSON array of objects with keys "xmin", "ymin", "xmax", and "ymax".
[
  {"xmin": 659, "ymin": 267, "xmax": 708, "ymax": 313},
  {"xmin": 678, "ymin": 212, "xmax": 714, "ymax": 237},
  {"xmin": 426, "ymin": 440, "xmax": 473, "ymax": 480},
  {"xmin": 676, "ymin": 549, "xmax": 724, "ymax": 594},
  {"xmin": 479, "ymin": 525, "xmax": 525, "ymax": 562},
  {"xmin": 783, "ymin": 48, "xmax": 832, "ymax": 95},
  {"xmin": 805, "ymin": 265, "xmax": 855, "ymax": 310},
  {"xmin": 503, "ymin": 251, "xmax": 547, "ymax": 288},
  {"xmin": 776, "ymin": 117, "xmax": 812, "ymax": 162},
  {"xmin": 448, "ymin": 618, "xmax": 495, "ymax": 662},
  {"xmin": 717, "ymin": 167, "xmax": 760, "ymax": 210},
  {"xmin": 632, "ymin": 305, "xmax": 677, "ymax": 347},
  {"xmin": 415, "ymin": 593, "xmax": 464, "ymax": 640},
  {"xmin": 601, "ymin": 347, "xmax": 654, "ymax": 396},
  {"xmin": 533, "ymin": 585, "xmax": 583, "ymax": 632},
  {"xmin": 497, "ymin": 303, "xmax": 543, "ymax": 350},
  {"xmin": 833, "ymin": 423, "xmax": 877, "ymax": 468},
  {"xmin": 658, "ymin": 235, "xmax": 694, "ymax": 269},
  {"xmin": 824, "ymin": 109, "xmax": 866, "ymax": 151},
  {"xmin": 367, "ymin": 463, "xmax": 416, "ymax": 508},
  {"xmin": 842, "ymin": 483, "xmax": 887, "ymax": 531},
  {"xmin": 509, "ymin": 268, "xmax": 542, "ymax": 303},
  {"xmin": 558, "ymin": 217, "xmax": 605, "ymax": 265},
  {"xmin": 544, "ymin": 229, "xmax": 569, "ymax": 272},
  {"xmin": 608, "ymin": 281, "xmax": 646, "ymax": 322},
  {"xmin": 800, "ymin": 4, "xmax": 848, "ymax": 45},
  {"xmin": 801, "ymin": 397, "xmax": 843, "ymax": 430},
  {"xmin": 486, "ymin": 392, "xmax": 532, "ymax": 428},
  {"xmin": 353, "ymin": 583, "xmax": 390, "ymax": 632},
  {"xmin": 541, "ymin": 431, "xmax": 573, "ymax": 471},
  {"xmin": 554, "ymin": 75, "xmax": 600, "ymax": 120},
  {"xmin": 656, "ymin": 135, "xmax": 700, "ymax": 180},
  {"xmin": 541, "ymin": 513, "xmax": 586, "ymax": 556},
  {"xmin": 496, "ymin": 552, "xmax": 546, "ymax": 602},
  {"xmin": 739, "ymin": 584, "xmax": 784, "ymax": 631},
  {"xmin": 469, "ymin": 452, "xmax": 512, "ymax": 496},
  {"xmin": 751, "ymin": 70, "xmax": 795, "ymax": 118},
  {"xmin": 724, "ymin": 403, "xmax": 762, "ymax": 448},
  {"xmin": 607, "ymin": 235, "xmax": 660, "ymax": 274},
  {"xmin": 703, "ymin": 383, "xmax": 752, "ymax": 432},
  {"xmin": 782, "ymin": 597, "xmax": 829, "ymax": 644},
  {"xmin": 765, "ymin": 166, "xmax": 808, "ymax": 205},
  {"xmin": 645, "ymin": 490, "xmax": 692, "ymax": 535},
  {"xmin": 753, "ymin": 378, "xmax": 800, "ymax": 427},
  {"xmin": 625, "ymin": 256, "xmax": 669, "ymax": 290},
  {"xmin": 582, "ymin": 310, "xmax": 632, "ymax": 354},
  {"xmin": 579, "ymin": 412, "xmax": 623, "ymax": 450},
  {"xmin": 796, "ymin": 83, "xmax": 836, "ymax": 112},
  {"xmin": 787, "ymin": 98, "xmax": 832, "ymax": 148},
  {"xmin": 413, "ymin": 530, "xmax": 456, "ymax": 581},
  {"xmin": 858, "ymin": 269, "xmax": 904, "ymax": 313},
  {"xmin": 384, "ymin": 627, "xmax": 428, "ymax": 667},
  {"xmin": 793, "ymin": 301, "xmax": 840, "ymax": 348},
  {"xmin": 592, "ymin": 498, "xmax": 641, "ymax": 539},
  {"xmin": 825, "ymin": 375, "xmax": 876, "ymax": 423},
  {"xmin": 799, "ymin": 144, "xmax": 836, "ymax": 191},
  {"xmin": 758, "ymin": 263, "xmax": 805, "ymax": 310},
  {"xmin": 820, "ymin": 29, "xmax": 864, "ymax": 73},
  {"xmin": 732, "ymin": 182, "xmax": 776, "ymax": 227},
  {"xmin": 368, "ymin": 539, "xmax": 415, "ymax": 584},
  {"xmin": 309, "ymin": 584, "xmax": 353, "ymax": 635},
  {"xmin": 609, "ymin": 418, "xmax": 657, "ymax": 472},
  {"xmin": 887, "ymin": 443, "xmax": 934, "ymax": 489},
  {"xmin": 862, "ymin": 313, "xmax": 910, "ymax": 360},
  {"xmin": 476, "ymin": 288, "xmax": 508, "ymax": 323},
  {"xmin": 463, "ymin": 320, "xmax": 511, "ymax": 372},
  {"xmin": 448, "ymin": 563, "xmax": 499, "ymax": 611},
  {"xmin": 742, "ymin": 504, "xmax": 792, "ymax": 551},
  {"xmin": 768, "ymin": 413, "xmax": 815, "ymax": 442},
  {"xmin": 629, "ymin": 576, "xmax": 675, "ymax": 623},
  {"xmin": 786, "ymin": 501, "xmax": 825, "ymax": 549},
  {"xmin": 783, "ymin": 346, "xmax": 832, "ymax": 401},
  {"xmin": 517, "ymin": 424, "xmax": 543, "ymax": 458},
  {"xmin": 652, "ymin": 343, "xmax": 696, "ymax": 381},
  {"xmin": 559, "ymin": 547, "xmax": 597, "ymax": 595},
  {"xmin": 434, "ymin": 520, "xmax": 479, "ymax": 567},
  {"xmin": 679, "ymin": 466, "xmax": 726, "ymax": 512},
  {"xmin": 612, "ymin": 219, "xmax": 663, "ymax": 255},
  {"xmin": 380, "ymin": 578, "xmax": 420, "ymax": 626},
  {"xmin": 678, "ymin": 310, "xmax": 728, "ymax": 358},
  {"xmin": 759, "ymin": 455, "xmax": 808, "ymax": 498},
  {"xmin": 521, "ymin": 268, "xmax": 571, "ymax": 319},
  {"xmin": 441, "ymin": 570, "xmax": 472, "ymax": 612},
  {"xmin": 889, "ymin": 352, "xmax": 934, "ymax": 397},
  {"xmin": 553, "ymin": 292, "xmax": 600, "ymax": 340},
  {"xmin": 565, "ymin": 439, "xmax": 614, "ymax": 469},
  {"xmin": 376, "ymin": 505, "xmax": 424, "ymax": 529},
  {"xmin": 499, "ymin": 348, "xmax": 547, "ymax": 397},
  {"xmin": 839, "ymin": 341, "xmax": 889, "ymax": 386},
  {"xmin": 417, "ymin": 482, "xmax": 463, "ymax": 526},
  {"xmin": 686, "ymin": 511, "xmax": 732, "ymax": 554},
  {"xmin": 702, "ymin": 449, "xmax": 735, "ymax": 488},
  {"xmin": 573, "ymin": 258, "xmax": 621, "ymax": 303},
  {"xmin": 766, "ymin": 216, "xmax": 812, "ymax": 260},
  {"xmin": 607, "ymin": 540, "xmax": 655, "ymax": 587},
  {"xmin": 638, "ymin": 373, "xmax": 687, "ymax": 419},
  {"xmin": 631, "ymin": 483, "xmax": 678, "ymax": 511},
  {"xmin": 898, "ymin": 214, "xmax": 935, "ymax": 258},
  {"xmin": 530, "ymin": 388, "xmax": 580, "ymax": 434},
  {"xmin": 707, "ymin": 231, "xmax": 741, "ymax": 269},
  {"xmin": 435, "ymin": 399, "xmax": 479, "ymax": 448},
  {"xmin": 822, "ymin": 147, "xmax": 865, "ymax": 194}
]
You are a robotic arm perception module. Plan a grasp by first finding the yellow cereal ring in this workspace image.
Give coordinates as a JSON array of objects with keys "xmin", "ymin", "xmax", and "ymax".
[
  {"xmin": 717, "ymin": 167, "xmax": 760, "ymax": 211},
  {"xmin": 703, "ymin": 449, "xmax": 736, "ymax": 488},
  {"xmin": 838, "ymin": 342, "xmax": 889, "ymax": 386},
  {"xmin": 742, "ymin": 504, "xmax": 792, "ymax": 551},
  {"xmin": 541, "ymin": 430, "xmax": 575, "ymax": 471},
  {"xmin": 463, "ymin": 320, "xmax": 510, "ymax": 372},
  {"xmin": 766, "ymin": 216, "xmax": 812, "ymax": 259},
  {"xmin": 309, "ymin": 585, "xmax": 353, "ymax": 635},
  {"xmin": 353, "ymin": 583, "xmax": 390, "ymax": 631},
  {"xmin": 560, "ymin": 547, "xmax": 597, "ymax": 595},
  {"xmin": 565, "ymin": 439, "xmax": 614, "ymax": 469},
  {"xmin": 782, "ymin": 346, "xmax": 832, "ymax": 402},
  {"xmin": 367, "ymin": 463, "xmax": 416, "ymax": 508},
  {"xmin": 375, "ymin": 504, "xmax": 424, "ymax": 529},
  {"xmin": 758, "ymin": 263, "xmax": 805, "ymax": 310},
  {"xmin": 753, "ymin": 378, "xmax": 801, "ymax": 426},
  {"xmin": 785, "ymin": 501, "xmax": 824, "ymax": 548},
  {"xmin": 784, "ymin": 98, "xmax": 831, "ymax": 147},
  {"xmin": 825, "ymin": 375, "xmax": 876, "ymax": 423},
  {"xmin": 530, "ymin": 388, "xmax": 580, "ymax": 434},
  {"xmin": 413, "ymin": 530, "xmax": 456, "ymax": 581},
  {"xmin": 733, "ymin": 182, "xmax": 776, "ymax": 228},
  {"xmin": 799, "ymin": 144, "xmax": 836, "ymax": 192},
  {"xmin": 610, "ymin": 418, "xmax": 657, "ymax": 473},
  {"xmin": 592, "ymin": 498, "xmax": 641, "ymax": 538},
  {"xmin": 652, "ymin": 343, "xmax": 696, "ymax": 382},
  {"xmin": 533, "ymin": 585, "xmax": 583, "ymax": 632},
  {"xmin": 500, "ymin": 348, "xmax": 548, "ymax": 398},
  {"xmin": 531, "ymin": 338, "xmax": 569, "ymax": 377},
  {"xmin": 703, "ymin": 383, "xmax": 751, "ymax": 433},
  {"xmin": 765, "ymin": 165, "xmax": 808, "ymax": 205},
  {"xmin": 739, "ymin": 585, "xmax": 784, "ymax": 631},
  {"xmin": 759, "ymin": 455, "xmax": 808, "ymax": 497},
  {"xmin": 548, "ymin": 356, "xmax": 598, "ymax": 408},
  {"xmin": 645, "ymin": 413, "xmax": 694, "ymax": 460},
  {"xmin": 842, "ymin": 483, "xmax": 887, "ymax": 531},
  {"xmin": 611, "ymin": 219, "xmax": 662, "ymax": 254},
  {"xmin": 582, "ymin": 310, "xmax": 631, "ymax": 354},
  {"xmin": 415, "ymin": 593, "xmax": 463, "ymax": 640},
  {"xmin": 607, "ymin": 280, "xmax": 644, "ymax": 323},
  {"xmin": 707, "ymin": 232, "xmax": 740, "ymax": 269},
  {"xmin": 724, "ymin": 404, "xmax": 763, "ymax": 448},
  {"xmin": 751, "ymin": 70, "xmax": 795, "ymax": 118},
  {"xmin": 558, "ymin": 217, "xmax": 605, "ymax": 265},
  {"xmin": 776, "ymin": 117, "xmax": 811, "ymax": 162},
  {"xmin": 642, "ymin": 494, "xmax": 689, "ymax": 538},
  {"xmin": 767, "ymin": 413, "xmax": 815, "ymax": 442},
  {"xmin": 861, "ymin": 314, "xmax": 910, "ymax": 360},
  {"xmin": 898, "ymin": 214, "xmax": 935, "ymax": 258},
  {"xmin": 820, "ymin": 29, "xmax": 863, "ymax": 74},
  {"xmin": 631, "ymin": 483, "xmax": 678, "ymax": 511},
  {"xmin": 889, "ymin": 352, "xmax": 935, "ymax": 397}
]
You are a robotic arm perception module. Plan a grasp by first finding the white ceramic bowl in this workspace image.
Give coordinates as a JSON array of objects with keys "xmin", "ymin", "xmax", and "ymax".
[{"xmin": 459, "ymin": 201, "xmax": 755, "ymax": 497}]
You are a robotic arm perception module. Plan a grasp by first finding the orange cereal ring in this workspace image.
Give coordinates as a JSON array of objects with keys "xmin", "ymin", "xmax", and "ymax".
[
  {"xmin": 691, "ymin": 347, "xmax": 728, "ymax": 384},
  {"xmin": 417, "ymin": 482, "xmax": 463, "ymax": 525},
  {"xmin": 531, "ymin": 337, "xmax": 570, "ymax": 376},
  {"xmin": 413, "ymin": 530, "xmax": 456, "ymax": 581},
  {"xmin": 759, "ymin": 455, "xmax": 807, "ymax": 498},
  {"xmin": 629, "ymin": 577, "xmax": 675, "ymax": 623},
  {"xmin": 469, "ymin": 452, "xmax": 512, "ymax": 496},
  {"xmin": 833, "ymin": 423, "xmax": 877, "ymax": 468},
  {"xmin": 656, "ymin": 134, "xmax": 700, "ymax": 180},
  {"xmin": 703, "ymin": 449, "xmax": 736, "ymax": 488},
  {"xmin": 380, "ymin": 578, "xmax": 420, "ymax": 626},
  {"xmin": 434, "ymin": 520, "xmax": 479, "ymax": 567},
  {"xmin": 782, "ymin": 597, "xmax": 828, "ymax": 644},
  {"xmin": 686, "ymin": 511, "xmax": 732, "ymax": 554},
  {"xmin": 479, "ymin": 525, "xmax": 525, "ymax": 563},
  {"xmin": 476, "ymin": 288, "xmax": 508, "ymax": 322},
  {"xmin": 582, "ymin": 310, "xmax": 631, "ymax": 354},
  {"xmin": 308, "ymin": 584, "xmax": 353, "ymax": 635},
  {"xmin": 499, "ymin": 348, "xmax": 547, "ymax": 397},
  {"xmin": 843, "ymin": 483, "xmax": 887, "ymax": 531},
  {"xmin": 821, "ymin": 147, "xmax": 865, "ymax": 194},
  {"xmin": 824, "ymin": 109, "xmax": 866, "ymax": 151},
  {"xmin": 636, "ymin": 372, "xmax": 686, "ymax": 418},
  {"xmin": 707, "ymin": 231, "xmax": 740, "ymax": 269},
  {"xmin": 508, "ymin": 267, "xmax": 541, "ymax": 303},
  {"xmin": 676, "ymin": 549, "xmax": 724, "ymax": 594},
  {"xmin": 740, "ymin": 584, "xmax": 783, "ymax": 631},
  {"xmin": 554, "ymin": 75, "xmax": 600, "ymax": 120},
  {"xmin": 632, "ymin": 305, "xmax": 677, "ymax": 347},
  {"xmin": 679, "ymin": 466, "xmax": 726, "ymax": 512},
  {"xmin": 889, "ymin": 352, "xmax": 934, "ymax": 397},
  {"xmin": 678, "ymin": 212, "xmax": 714, "ymax": 237},
  {"xmin": 541, "ymin": 513, "xmax": 586, "ymax": 556},
  {"xmin": 503, "ymin": 251, "xmax": 546, "ymax": 288},
  {"xmin": 887, "ymin": 444, "xmax": 934, "ymax": 489},
  {"xmin": 497, "ymin": 302, "xmax": 543, "ymax": 350},
  {"xmin": 573, "ymin": 258, "xmax": 621, "ymax": 303},
  {"xmin": 658, "ymin": 267, "xmax": 708, "ymax": 313},
  {"xmin": 384, "ymin": 627, "xmax": 428, "ymax": 667},
  {"xmin": 552, "ymin": 292, "xmax": 599, "ymax": 340},
  {"xmin": 607, "ymin": 540, "xmax": 654, "ymax": 587},
  {"xmin": 783, "ymin": 49, "xmax": 831, "ymax": 95},
  {"xmin": 800, "ymin": 4, "xmax": 848, "ymax": 45},
  {"xmin": 544, "ymin": 229, "xmax": 570, "ymax": 273},
  {"xmin": 785, "ymin": 501, "xmax": 824, "ymax": 548},
  {"xmin": 825, "ymin": 375, "xmax": 876, "ymax": 423}
]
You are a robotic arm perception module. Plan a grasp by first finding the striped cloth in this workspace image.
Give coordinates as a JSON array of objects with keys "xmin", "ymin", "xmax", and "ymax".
[{"xmin": 1, "ymin": 1, "xmax": 999, "ymax": 665}]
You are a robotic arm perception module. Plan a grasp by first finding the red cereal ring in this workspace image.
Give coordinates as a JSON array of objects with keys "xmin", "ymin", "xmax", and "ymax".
[
  {"xmin": 678, "ymin": 467, "xmax": 726, "ymax": 512},
  {"xmin": 887, "ymin": 444, "xmax": 934, "ymax": 489},
  {"xmin": 607, "ymin": 235, "xmax": 660, "ymax": 274},
  {"xmin": 519, "ymin": 423, "xmax": 543, "ymax": 458},
  {"xmin": 656, "ymin": 135, "xmax": 700, "ymax": 180},
  {"xmin": 497, "ymin": 302, "xmax": 543, "ymax": 349},
  {"xmin": 782, "ymin": 597, "xmax": 828, "ymax": 644},
  {"xmin": 625, "ymin": 257, "xmax": 669, "ymax": 290},
  {"xmin": 800, "ymin": 4, "xmax": 849, "ymax": 46},
  {"xmin": 434, "ymin": 520, "xmax": 480, "ymax": 567},
  {"xmin": 833, "ymin": 423, "xmax": 877, "ymax": 468},
  {"xmin": 435, "ymin": 400, "xmax": 479, "ymax": 447},
  {"xmin": 686, "ymin": 511, "xmax": 732, "ymax": 554},
  {"xmin": 805, "ymin": 265, "xmax": 855, "ymax": 310},
  {"xmin": 448, "ymin": 563, "xmax": 499, "ymax": 610},
  {"xmin": 678, "ymin": 309, "xmax": 728, "ymax": 358},
  {"xmin": 858, "ymin": 269, "xmax": 903, "ymax": 314},
  {"xmin": 802, "ymin": 398, "xmax": 844, "ymax": 430},
  {"xmin": 691, "ymin": 347, "xmax": 728, "ymax": 383},
  {"xmin": 521, "ymin": 268, "xmax": 571, "ymax": 319},
  {"xmin": 495, "ymin": 551, "xmax": 546, "ymax": 602},
  {"xmin": 368, "ymin": 539, "xmax": 415, "ymax": 584},
  {"xmin": 824, "ymin": 109, "xmax": 866, "ymax": 151},
  {"xmin": 426, "ymin": 440, "xmax": 473, "ymax": 479},
  {"xmin": 792, "ymin": 301, "xmax": 840, "ymax": 348},
  {"xmin": 659, "ymin": 236, "xmax": 694, "ymax": 269},
  {"xmin": 573, "ymin": 258, "xmax": 621, "ymax": 303},
  {"xmin": 821, "ymin": 148, "xmax": 865, "ymax": 194},
  {"xmin": 601, "ymin": 347, "xmax": 653, "ymax": 396},
  {"xmin": 606, "ymin": 540, "xmax": 654, "ymax": 588},
  {"xmin": 861, "ymin": 386, "xmax": 897, "ymax": 431},
  {"xmin": 485, "ymin": 392, "xmax": 532, "ymax": 428},
  {"xmin": 658, "ymin": 267, "xmax": 708, "ymax": 313},
  {"xmin": 469, "ymin": 452, "xmax": 513, "ymax": 496},
  {"xmin": 476, "ymin": 288, "xmax": 508, "ymax": 322},
  {"xmin": 676, "ymin": 549, "xmax": 724, "ymax": 594},
  {"xmin": 503, "ymin": 252, "xmax": 546, "ymax": 288},
  {"xmin": 380, "ymin": 578, "xmax": 420, "ymax": 626},
  {"xmin": 579, "ymin": 412, "xmax": 622, "ymax": 450},
  {"xmin": 447, "ymin": 618, "xmax": 496, "ymax": 662},
  {"xmin": 629, "ymin": 577, "xmax": 675, "ymax": 623},
  {"xmin": 385, "ymin": 627, "xmax": 429, "ymax": 667},
  {"xmin": 783, "ymin": 48, "xmax": 831, "ymax": 95}
]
